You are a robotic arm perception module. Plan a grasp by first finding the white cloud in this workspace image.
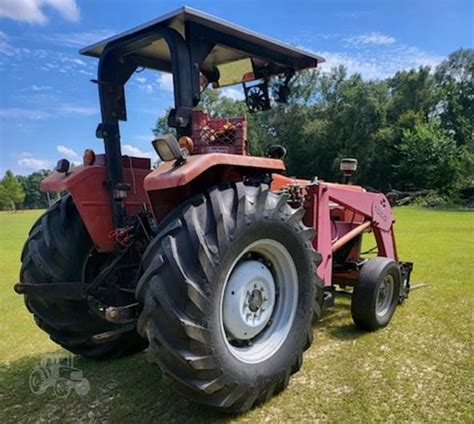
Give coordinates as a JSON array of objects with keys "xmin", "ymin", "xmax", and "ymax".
[
  {"xmin": 56, "ymin": 145, "xmax": 79, "ymax": 161},
  {"xmin": 122, "ymin": 144, "xmax": 154, "ymax": 159},
  {"xmin": 293, "ymin": 30, "xmax": 444, "ymax": 81},
  {"xmin": 0, "ymin": 34, "xmax": 95, "ymax": 77},
  {"xmin": 0, "ymin": 107, "xmax": 52, "ymax": 120},
  {"xmin": 56, "ymin": 105, "xmax": 99, "ymax": 116},
  {"xmin": 41, "ymin": 29, "xmax": 116, "ymax": 48},
  {"xmin": 133, "ymin": 134, "xmax": 154, "ymax": 142},
  {"xmin": 132, "ymin": 73, "xmax": 154, "ymax": 93},
  {"xmin": 335, "ymin": 12, "xmax": 363, "ymax": 19},
  {"xmin": 71, "ymin": 58, "xmax": 86, "ymax": 66},
  {"xmin": 318, "ymin": 46, "xmax": 443, "ymax": 80},
  {"xmin": 31, "ymin": 84, "xmax": 52, "ymax": 91},
  {"xmin": 18, "ymin": 157, "xmax": 52, "ymax": 169},
  {"xmin": 0, "ymin": 104, "xmax": 99, "ymax": 121},
  {"xmin": 19, "ymin": 152, "xmax": 33, "ymax": 158},
  {"xmin": 346, "ymin": 32, "xmax": 396, "ymax": 46},
  {"xmin": 0, "ymin": 30, "xmax": 29, "ymax": 56},
  {"xmin": 58, "ymin": 105, "xmax": 99, "ymax": 116},
  {"xmin": 17, "ymin": 152, "xmax": 52, "ymax": 170},
  {"xmin": 157, "ymin": 73, "xmax": 173, "ymax": 92},
  {"xmin": 58, "ymin": 55, "xmax": 92, "ymax": 69},
  {"xmin": 0, "ymin": 0, "xmax": 80, "ymax": 25},
  {"xmin": 77, "ymin": 69, "xmax": 93, "ymax": 76},
  {"xmin": 0, "ymin": 30, "xmax": 14, "ymax": 55},
  {"xmin": 221, "ymin": 87, "xmax": 245, "ymax": 101}
]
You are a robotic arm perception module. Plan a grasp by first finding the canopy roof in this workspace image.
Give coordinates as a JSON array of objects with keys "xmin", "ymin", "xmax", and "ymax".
[{"xmin": 80, "ymin": 6, "xmax": 325, "ymax": 77}]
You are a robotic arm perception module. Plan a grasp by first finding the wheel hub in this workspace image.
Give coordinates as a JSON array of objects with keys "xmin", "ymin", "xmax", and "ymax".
[
  {"xmin": 376, "ymin": 275, "xmax": 394, "ymax": 317},
  {"xmin": 222, "ymin": 260, "xmax": 276, "ymax": 341},
  {"xmin": 220, "ymin": 238, "xmax": 299, "ymax": 364},
  {"xmin": 248, "ymin": 289, "xmax": 263, "ymax": 312}
]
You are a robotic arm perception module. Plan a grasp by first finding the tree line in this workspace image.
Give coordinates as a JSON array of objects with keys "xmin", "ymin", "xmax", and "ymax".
[
  {"xmin": 0, "ymin": 170, "xmax": 51, "ymax": 211},
  {"xmin": 156, "ymin": 48, "xmax": 472, "ymax": 199},
  {"xmin": 1, "ymin": 48, "xmax": 472, "ymax": 211}
]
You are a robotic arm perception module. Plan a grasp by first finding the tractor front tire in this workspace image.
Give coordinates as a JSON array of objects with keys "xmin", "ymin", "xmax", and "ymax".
[
  {"xmin": 19, "ymin": 195, "xmax": 146, "ymax": 358},
  {"xmin": 136, "ymin": 183, "xmax": 322, "ymax": 413},
  {"xmin": 351, "ymin": 257, "xmax": 401, "ymax": 331}
]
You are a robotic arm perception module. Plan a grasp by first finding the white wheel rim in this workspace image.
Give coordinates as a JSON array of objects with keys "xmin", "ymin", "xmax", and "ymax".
[
  {"xmin": 376, "ymin": 274, "xmax": 394, "ymax": 318},
  {"xmin": 220, "ymin": 239, "xmax": 298, "ymax": 364}
]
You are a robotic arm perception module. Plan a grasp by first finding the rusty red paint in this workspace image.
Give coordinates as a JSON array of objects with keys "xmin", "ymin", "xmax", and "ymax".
[
  {"xmin": 144, "ymin": 153, "xmax": 285, "ymax": 192},
  {"xmin": 41, "ymin": 155, "xmax": 150, "ymax": 252},
  {"xmin": 270, "ymin": 174, "xmax": 310, "ymax": 191},
  {"xmin": 40, "ymin": 151, "xmax": 398, "ymax": 286}
]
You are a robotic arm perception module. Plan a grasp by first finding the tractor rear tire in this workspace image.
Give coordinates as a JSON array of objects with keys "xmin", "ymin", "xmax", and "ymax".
[
  {"xmin": 351, "ymin": 257, "xmax": 401, "ymax": 331},
  {"xmin": 136, "ymin": 183, "xmax": 322, "ymax": 413},
  {"xmin": 19, "ymin": 195, "xmax": 146, "ymax": 358}
]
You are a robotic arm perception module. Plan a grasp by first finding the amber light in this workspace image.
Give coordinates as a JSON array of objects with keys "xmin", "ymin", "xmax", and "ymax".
[
  {"xmin": 178, "ymin": 136, "xmax": 194, "ymax": 155},
  {"xmin": 83, "ymin": 149, "xmax": 96, "ymax": 166}
]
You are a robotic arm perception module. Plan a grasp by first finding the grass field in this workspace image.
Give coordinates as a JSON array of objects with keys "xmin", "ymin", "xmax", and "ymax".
[{"xmin": 0, "ymin": 207, "xmax": 472, "ymax": 423}]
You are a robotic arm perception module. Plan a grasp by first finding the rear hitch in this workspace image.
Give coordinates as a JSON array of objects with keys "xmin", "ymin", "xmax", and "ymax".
[{"xmin": 87, "ymin": 296, "xmax": 141, "ymax": 323}]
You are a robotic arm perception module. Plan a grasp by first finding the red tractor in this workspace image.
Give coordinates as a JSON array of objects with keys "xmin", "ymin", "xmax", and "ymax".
[{"xmin": 16, "ymin": 7, "xmax": 412, "ymax": 413}]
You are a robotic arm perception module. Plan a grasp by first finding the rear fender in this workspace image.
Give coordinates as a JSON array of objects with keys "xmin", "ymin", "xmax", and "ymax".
[
  {"xmin": 40, "ymin": 156, "xmax": 150, "ymax": 252},
  {"xmin": 144, "ymin": 153, "xmax": 285, "ymax": 222}
]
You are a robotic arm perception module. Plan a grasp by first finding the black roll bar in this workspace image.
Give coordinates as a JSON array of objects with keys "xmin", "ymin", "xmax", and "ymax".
[{"xmin": 96, "ymin": 25, "xmax": 200, "ymax": 230}]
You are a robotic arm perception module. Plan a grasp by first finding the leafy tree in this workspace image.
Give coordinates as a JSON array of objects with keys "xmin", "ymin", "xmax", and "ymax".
[
  {"xmin": 0, "ymin": 184, "xmax": 11, "ymax": 210},
  {"xmin": 387, "ymin": 67, "xmax": 438, "ymax": 123},
  {"xmin": 395, "ymin": 120, "xmax": 466, "ymax": 193},
  {"xmin": 1, "ymin": 170, "xmax": 25, "ymax": 211},
  {"xmin": 435, "ymin": 48, "xmax": 474, "ymax": 148},
  {"xmin": 17, "ymin": 170, "xmax": 51, "ymax": 209},
  {"xmin": 152, "ymin": 54, "xmax": 472, "ymax": 196}
]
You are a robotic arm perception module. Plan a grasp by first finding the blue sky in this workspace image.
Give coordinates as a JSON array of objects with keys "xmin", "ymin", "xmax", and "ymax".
[{"xmin": 0, "ymin": 0, "xmax": 472, "ymax": 175}]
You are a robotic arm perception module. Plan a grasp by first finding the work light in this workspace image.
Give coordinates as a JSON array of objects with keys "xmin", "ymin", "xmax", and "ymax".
[
  {"xmin": 340, "ymin": 158, "xmax": 358, "ymax": 184},
  {"xmin": 152, "ymin": 134, "xmax": 187, "ymax": 164}
]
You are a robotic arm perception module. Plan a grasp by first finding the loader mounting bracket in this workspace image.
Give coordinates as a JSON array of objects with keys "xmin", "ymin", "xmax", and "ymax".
[{"xmin": 399, "ymin": 261, "xmax": 414, "ymax": 304}]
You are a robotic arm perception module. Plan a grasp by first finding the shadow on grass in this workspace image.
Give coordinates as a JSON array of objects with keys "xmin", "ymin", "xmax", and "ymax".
[
  {"xmin": 2, "ymin": 297, "xmax": 367, "ymax": 423},
  {"xmin": 1, "ymin": 350, "xmax": 232, "ymax": 423},
  {"xmin": 314, "ymin": 298, "xmax": 367, "ymax": 342}
]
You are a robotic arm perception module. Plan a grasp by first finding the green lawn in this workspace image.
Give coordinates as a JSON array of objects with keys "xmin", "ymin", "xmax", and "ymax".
[{"xmin": 0, "ymin": 208, "xmax": 473, "ymax": 423}]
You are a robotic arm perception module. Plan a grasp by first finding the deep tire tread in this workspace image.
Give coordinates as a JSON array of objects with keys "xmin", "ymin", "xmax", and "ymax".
[
  {"xmin": 137, "ymin": 182, "xmax": 323, "ymax": 412},
  {"xmin": 19, "ymin": 195, "xmax": 146, "ymax": 358}
]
